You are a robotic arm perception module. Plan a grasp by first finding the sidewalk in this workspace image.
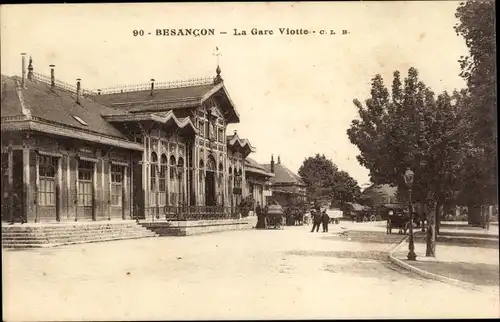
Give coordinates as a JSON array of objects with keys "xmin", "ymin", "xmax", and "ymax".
[{"xmin": 391, "ymin": 222, "xmax": 499, "ymax": 291}]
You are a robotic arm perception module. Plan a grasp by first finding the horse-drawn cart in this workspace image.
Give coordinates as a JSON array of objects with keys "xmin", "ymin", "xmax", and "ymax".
[
  {"xmin": 266, "ymin": 204, "xmax": 285, "ymax": 229},
  {"xmin": 386, "ymin": 211, "xmax": 411, "ymax": 234}
]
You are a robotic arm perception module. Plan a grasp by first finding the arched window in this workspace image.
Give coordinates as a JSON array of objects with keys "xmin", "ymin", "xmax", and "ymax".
[
  {"xmin": 159, "ymin": 154, "xmax": 167, "ymax": 192},
  {"xmin": 218, "ymin": 162, "xmax": 223, "ymax": 173},
  {"xmin": 150, "ymin": 152, "xmax": 158, "ymax": 193},
  {"xmin": 207, "ymin": 155, "xmax": 216, "ymax": 172},
  {"xmin": 199, "ymin": 159, "xmax": 205, "ymax": 180},
  {"xmin": 169, "ymin": 156, "xmax": 176, "ymax": 180}
]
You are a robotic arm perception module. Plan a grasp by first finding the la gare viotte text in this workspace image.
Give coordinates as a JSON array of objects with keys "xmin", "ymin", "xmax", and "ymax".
[{"xmin": 133, "ymin": 28, "xmax": 349, "ymax": 37}]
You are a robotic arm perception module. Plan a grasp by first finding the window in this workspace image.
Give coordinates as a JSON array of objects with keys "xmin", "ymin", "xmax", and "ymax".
[
  {"xmin": 72, "ymin": 115, "xmax": 88, "ymax": 126},
  {"xmin": 169, "ymin": 156, "xmax": 177, "ymax": 205},
  {"xmin": 110, "ymin": 164, "xmax": 123, "ymax": 206},
  {"xmin": 150, "ymin": 152, "xmax": 158, "ymax": 192},
  {"xmin": 198, "ymin": 121, "xmax": 204, "ymax": 137},
  {"xmin": 218, "ymin": 128, "xmax": 224, "ymax": 143},
  {"xmin": 38, "ymin": 155, "xmax": 58, "ymax": 206},
  {"xmin": 78, "ymin": 160, "xmax": 93, "ymax": 206},
  {"xmin": 159, "ymin": 155, "xmax": 167, "ymax": 192}
]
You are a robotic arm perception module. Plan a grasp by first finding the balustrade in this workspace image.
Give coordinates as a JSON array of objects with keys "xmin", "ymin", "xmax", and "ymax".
[{"xmin": 143, "ymin": 205, "xmax": 250, "ymax": 222}]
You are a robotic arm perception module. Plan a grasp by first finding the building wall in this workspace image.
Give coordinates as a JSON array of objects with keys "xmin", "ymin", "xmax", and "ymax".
[{"xmin": 1, "ymin": 133, "xmax": 137, "ymax": 223}]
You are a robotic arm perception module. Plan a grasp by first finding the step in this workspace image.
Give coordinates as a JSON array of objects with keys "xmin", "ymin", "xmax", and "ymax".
[
  {"xmin": 2, "ymin": 235, "xmax": 157, "ymax": 249},
  {"xmin": 2, "ymin": 230, "xmax": 156, "ymax": 241},
  {"xmin": 2, "ymin": 226, "xmax": 155, "ymax": 235},
  {"xmin": 2, "ymin": 233, "xmax": 157, "ymax": 246}
]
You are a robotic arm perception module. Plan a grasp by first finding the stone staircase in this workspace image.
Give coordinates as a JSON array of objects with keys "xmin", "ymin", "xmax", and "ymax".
[{"xmin": 1, "ymin": 220, "xmax": 158, "ymax": 249}]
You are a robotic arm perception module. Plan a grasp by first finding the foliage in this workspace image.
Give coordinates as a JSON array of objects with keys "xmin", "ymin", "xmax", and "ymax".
[
  {"xmin": 298, "ymin": 154, "xmax": 361, "ymax": 207},
  {"xmin": 347, "ymin": 67, "xmax": 473, "ymax": 256},
  {"xmin": 454, "ymin": 0, "xmax": 497, "ymax": 207}
]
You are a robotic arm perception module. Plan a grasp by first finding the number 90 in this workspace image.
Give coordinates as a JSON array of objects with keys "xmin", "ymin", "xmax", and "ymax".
[{"xmin": 133, "ymin": 30, "xmax": 145, "ymax": 36}]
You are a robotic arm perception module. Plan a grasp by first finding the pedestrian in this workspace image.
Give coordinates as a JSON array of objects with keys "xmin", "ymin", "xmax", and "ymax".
[
  {"xmin": 264, "ymin": 204, "xmax": 269, "ymax": 228},
  {"xmin": 9, "ymin": 192, "xmax": 26, "ymax": 225},
  {"xmin": 310, "ymin": 210, "xmax": 322, "ymax": 233},
  {"xmin": 322, "ymin": 209, "xmax": 330, "ymax": 232},
  {"xmin": 255, "ymin": 202, "xmax": 265, "ymax": 229}
]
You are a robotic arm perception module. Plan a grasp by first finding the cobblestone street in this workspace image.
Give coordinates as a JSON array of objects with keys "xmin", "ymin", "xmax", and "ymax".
[{"xmin": 3, "ymin": 222, "xmax": 499, "ymax": 320}]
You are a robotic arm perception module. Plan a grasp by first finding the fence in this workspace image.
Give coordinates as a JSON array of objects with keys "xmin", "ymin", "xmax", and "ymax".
[{"xmin": 134, "ymin": 205, "xmax": 252, "ymax": 222}]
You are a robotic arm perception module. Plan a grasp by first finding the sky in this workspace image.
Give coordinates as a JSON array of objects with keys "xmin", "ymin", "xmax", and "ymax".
[{"xmin": 0, "ymin": 2, "xmax": 469, "ymax": 187}]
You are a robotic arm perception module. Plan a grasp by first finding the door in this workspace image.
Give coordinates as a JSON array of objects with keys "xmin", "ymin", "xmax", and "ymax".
[
  {"xmin": 77, "ymin": 160, "xmax": 94, "ymax": 220},
  {"xmin": 11, "ymin": 151, "xmax": 24, "ymax": 222},
  {"xmin": 205, "ymin": 171, "xmax": 216, "ymax": 206}
]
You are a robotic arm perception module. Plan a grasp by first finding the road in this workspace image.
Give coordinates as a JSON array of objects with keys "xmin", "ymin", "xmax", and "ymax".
[{"xmin": 3, "ymin": 221, "xmax": 499, "ymax": 320}]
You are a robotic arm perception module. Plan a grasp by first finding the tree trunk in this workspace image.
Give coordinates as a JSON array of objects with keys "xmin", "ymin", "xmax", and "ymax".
[
  {"xmin": 418, "ymin": 202, "xmax": 426, "ymax": 232},
  {"xmin": 467, "ymin": 204, "xmax": 483, "ymax": 227},
  {"xmin": 426, "ymin": 200, "xmax": 437, "ymax": 257},
  {"xmin": 436, "ymin": 205, "xmax": 449, "ymax": 236}
]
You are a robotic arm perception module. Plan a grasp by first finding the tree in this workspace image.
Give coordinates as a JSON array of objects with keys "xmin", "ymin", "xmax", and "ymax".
[
  {"xmin": 298, "ymin": 154, "xmax": 337, "ymax": 202},
  {"xmin": 455, "ymin": 0, "xmax": 497, "ymax": 225},
  {"xmin": 298, "ymin": 154, "xmax": 361, "ymax": 207},
  {"xmin": 331, "ymin": 170, "xmax": 361, "ymax": 207},
  {"xmin": 348, "ymin": 68, "xmax": 468, "ymax": 256}
]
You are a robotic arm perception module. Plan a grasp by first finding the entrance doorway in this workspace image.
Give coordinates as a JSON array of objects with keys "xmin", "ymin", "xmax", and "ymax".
[
  {"xmin": 11, "ymin": 151, "xmax": 24, "ymax": 222},
  {"xmin": 205, "ymin": 171, "xmax": 216, "ymax": 206}
]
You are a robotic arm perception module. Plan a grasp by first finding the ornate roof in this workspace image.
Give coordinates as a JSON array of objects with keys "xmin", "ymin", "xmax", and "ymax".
[
  {"xmin": 91, "ymin": 80, "xmax": 240, "ymax": 123},
  {"xmin": 1, "ymin": 75, "xmax": 141, "ymax": 151},
  {"xmin": 102, "ymin": 110, "xmax": 198, "ymax": 134},
  {"xmin": 261, "ymin": 162, "xmax": 306, "ymax": 187},
  {"xmin": 245, "ymin": 157, "xmax": 274, "ymax": 177},
  {"xmin": 226, "ymin": 132, "xmax": 255, "ymax": 157}
]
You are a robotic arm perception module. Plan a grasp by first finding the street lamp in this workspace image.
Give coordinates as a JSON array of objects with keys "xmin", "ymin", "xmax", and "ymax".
[{"xmin": 404, "ymin": 168, "xmax": 417, "ymax": 261}]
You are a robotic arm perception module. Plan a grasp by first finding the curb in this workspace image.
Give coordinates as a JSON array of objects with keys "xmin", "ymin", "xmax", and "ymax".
[{"xmin": 388, "ymin": 235, "xmax": 482, "ymax": 292}]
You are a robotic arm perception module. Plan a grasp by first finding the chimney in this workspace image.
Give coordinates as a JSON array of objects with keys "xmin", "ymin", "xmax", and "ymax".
[
  {"xmin": 49, "ymin": 65, "xmax": 55, "ymax": 89},
  {"xmin": 21, "ymin": 53, "xmax": 27, "ymax": 87},
  {"xmin": 76, "ymin": 78, "xmax": 81, "ymax": 104},
  {"xmin": 271, "ymin": 154, "xmax": 275, "ymax": 173},
  {"xmin": 277, "ymin": 155, "xmax": 281, "ymax": 164},
  {"xmin": 27, "ymin": 56, "xmax": 34, "ymax": 80},
  {"xmin": 150, "ymin": 78, "xmax": 155, "ymax": 96}
]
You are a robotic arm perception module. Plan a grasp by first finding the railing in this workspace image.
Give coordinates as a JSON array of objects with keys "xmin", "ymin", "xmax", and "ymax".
[
  {"xmin": 144, "ymin": 205, "xmax": 251, "ymax": 222},
  {"xmin": 91, "ymin": 77, "xmax": 214, "ymax": 95}
]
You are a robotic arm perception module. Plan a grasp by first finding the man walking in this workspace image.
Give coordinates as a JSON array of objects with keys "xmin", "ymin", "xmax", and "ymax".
[
  {"xmin": 322, "ymin": 209, "xmax": 330, "ymax": 232},
  {"xmin": 9, "ymin": 192, "xmax": 26, "ymax": 225},
  {"xmin": 310, "ymin": 209, "xmax": 322, "ymax": 233}
]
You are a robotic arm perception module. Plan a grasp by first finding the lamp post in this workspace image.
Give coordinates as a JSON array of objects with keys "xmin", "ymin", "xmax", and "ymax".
[{"xmin": 404, "ymin": 168, "xmax": 417, "ymax": 261}]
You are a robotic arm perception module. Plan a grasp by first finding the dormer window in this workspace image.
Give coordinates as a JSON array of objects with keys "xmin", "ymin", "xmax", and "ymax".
[{"xmin": 73, "ymin": 115, "xmax": 88, "ymax": 126}]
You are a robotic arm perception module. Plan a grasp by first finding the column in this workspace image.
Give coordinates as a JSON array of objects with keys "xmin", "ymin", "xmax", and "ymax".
[
  {"xmin": 123, "ymin": 165, "xmax": 128, "ymax": 220},
  {"xmin": 57, "ymin": 156, "xmax": 62, "ymax": 221},
  {"xmin": 93, "ymin": 161, "xmax": 97, "ymax": 221},
  {"xmin": 7, "ymin": 145, "xmax": 13, "ymax": 222},
  {"xmin": 143, "ymin": 136, "xmax": 149, "ymax": 217},
  {"xmin": 23, "ymin": 147, "xmax": 32, "ymax": 222},
  {"xmin": 193, "ymin": 143, "xmax": 198, "ymax": 206}
]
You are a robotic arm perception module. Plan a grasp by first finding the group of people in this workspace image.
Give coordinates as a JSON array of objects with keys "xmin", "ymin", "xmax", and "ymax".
[{"xmin": 310, "ymin": 208, "xmax": 330, "ymax": 233}]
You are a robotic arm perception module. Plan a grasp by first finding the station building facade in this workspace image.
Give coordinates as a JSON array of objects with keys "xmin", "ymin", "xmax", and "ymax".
[{"xmin": 1, "ymin": 55, "xmax": 273, "ymax": 223}]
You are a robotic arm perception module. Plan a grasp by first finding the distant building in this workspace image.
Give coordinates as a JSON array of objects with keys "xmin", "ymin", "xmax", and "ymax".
[
  {"xmin": 0, "ymin": 54, "xmax": 273, "ymax": 223},
  {"xmin": 261, "ymin": 155, "xmax": 306, "ymax": 206},
  {"xmin": 359, "ymin": 184, "xmax": 398, "ymax": 207}
]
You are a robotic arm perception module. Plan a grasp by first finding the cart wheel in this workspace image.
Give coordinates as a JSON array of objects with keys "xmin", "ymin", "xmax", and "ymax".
[{"xmin": 370, "ymin": 215, "xmax": 376, "ymax": 222}]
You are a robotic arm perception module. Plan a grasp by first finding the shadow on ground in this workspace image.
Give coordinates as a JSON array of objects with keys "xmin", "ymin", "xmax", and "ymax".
[
  {"xmin": 438, "ymin": 231, "xmax": 499, "ymax": 239},
  {"xmin": 406, "ymin": 260, "xmax": 500, "ymax": 286},
  {"xmin": 414, "ymin": 235, "xmax": 499, "ymax": 249},
  {"xmin": 285, "ymin": 250, "xmax": 390, "ymax": 261},
  {"xmin": 324, "ymin": 261, "xmax": 426, "ymax": 282},
  {"xmin": 325, "ymin": 230, "xmax": 406, "ymax": 245}
]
